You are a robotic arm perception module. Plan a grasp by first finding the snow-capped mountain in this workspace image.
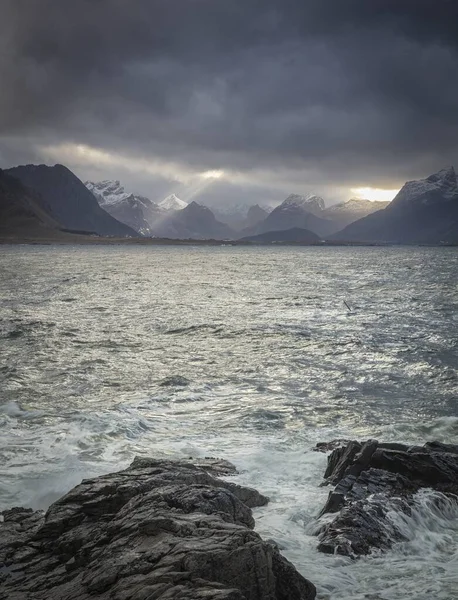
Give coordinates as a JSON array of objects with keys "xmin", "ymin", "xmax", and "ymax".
[
  {"xmin": 85, "ymin": 180, "xmax": 132, "ymax": 206},
  {"xmin": 282, "ymin": 194, "xmax": 326, "ymax": 215},
  {"xmin": 158, "ymin": 194, "xmax": 188, "ymax": 211},
  {"xmin": 333, "ymin": 167, "xmax": 458, "ymax": 243},
  {"xmin": 85, "ymin": 180, "xmax": 161, "ymax": 235},
  {"xmin": 389, "ymin": 166, "xmax": 458, "ymax": 208},
  {"xmin": 242, "ymin": 193, "xmax": 334, "ymax": 238}
]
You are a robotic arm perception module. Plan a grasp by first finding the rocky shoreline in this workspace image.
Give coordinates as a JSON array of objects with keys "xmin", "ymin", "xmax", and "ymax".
[
  {"xmin": 1, "ymin": 441, "xmax": 457, "ymax": 599},
  {"xmin": 314, "ymin": 439, "xmax": 458, "ymax": 557},
  {"xmin": 0, "ymin": 457, "xmax": 315, "ymax": 600}
]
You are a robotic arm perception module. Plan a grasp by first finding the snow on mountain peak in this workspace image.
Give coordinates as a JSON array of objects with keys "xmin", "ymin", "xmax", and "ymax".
[
  {"xmin": 85, "ymin": 180, "xmax": 132, "ymax": 206},
  {"xmin": 281, "ymin": 194, "xmax": 326, "ymax": 213},
  {"xmin": 426, "ymin": 166, "xmax": 456, "ymax": 185},
  {"xmin": 159, "ymin": 194, "xmax": 188, "ymax": 211},
  {"xmin": 392, "ymin": 166, "xmax": 458, "ymax": 207}
]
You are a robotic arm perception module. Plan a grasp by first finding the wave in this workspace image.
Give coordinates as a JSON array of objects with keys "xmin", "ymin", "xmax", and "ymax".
[
  {"xmin": 0, "ymin": 401, "xmax": 44, "ymax": 420},
  {"xmin": 165, "ymin": 324, "xmax": 224, "ymax": 335},
  {"xmin": 377, "ymin": 416, "xmax": 458, "ymax": 445}
]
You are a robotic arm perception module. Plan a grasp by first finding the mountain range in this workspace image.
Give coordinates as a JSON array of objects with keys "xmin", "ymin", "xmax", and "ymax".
[
  {"xmin": 85, "ymin": 180, "xmax": 162, "ymax": 235},
  {"xmin": 241, "ymin": 194, "xmax": 334, "ymax": 238},
  {"xmin": 82, "ymin": 180, "xmax": 391, "ymax": 241},
  {"xmin": 333, "ymin": 167, "xmax": 458, "ymax": 243},
  {"xmin": 1, "ymin": 162, "xmax": 457, "ymax": 244},
  {"xmin": 239, "ymin": 194, "xmax": 388, "ymax": 238},
  {"xmin": 84, "ymin": 180, "xmax": 270, "ymax": 237}
]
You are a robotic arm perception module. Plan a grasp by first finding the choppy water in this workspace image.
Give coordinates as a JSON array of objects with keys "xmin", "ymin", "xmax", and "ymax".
[{"xmin": 1, "ymin": 244, "xmax": 457, "ymax": 599}]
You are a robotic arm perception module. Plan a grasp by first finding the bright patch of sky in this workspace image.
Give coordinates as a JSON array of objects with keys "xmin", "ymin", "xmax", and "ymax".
[{"xmin": 351, "ymin": 187, "xmax": 399, "ymax": 202}]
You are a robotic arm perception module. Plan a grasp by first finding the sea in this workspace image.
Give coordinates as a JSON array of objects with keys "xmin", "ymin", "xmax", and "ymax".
[{"xmin": 0, "ymin": 244, "xmax": 457, "ymax": 599}]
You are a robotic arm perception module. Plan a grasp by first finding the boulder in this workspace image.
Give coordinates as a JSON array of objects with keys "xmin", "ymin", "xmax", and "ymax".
[
  {"xmin": 315, "ymin": 440, "xmax": 458, "ymax": 557},
  {"xmin": 0, "ymin": 458, "xmax": 316, "ymax": 600}
]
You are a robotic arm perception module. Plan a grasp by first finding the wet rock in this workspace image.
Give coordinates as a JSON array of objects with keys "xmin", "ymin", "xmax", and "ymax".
[
  {"xmin": 0, "ymin": 457, "xmax": 316, "ymax": 600},
  {"xmin": 370, "ymin": 446, "xmax": 458, "ymax": 493},
  {"xmin": 317, "ymin": 495, "xmax": 411, "ymax": 556},
  {"xmin": 323, "ymin": 440, "xmax": 362, "ymax": 482},
  {"xmin": 313, "ymin": 439, "xmax": 351, "ymax": 453},
  {"xmin": 315, "ymin": 439, "xmax": 458, "ymax": 557}
]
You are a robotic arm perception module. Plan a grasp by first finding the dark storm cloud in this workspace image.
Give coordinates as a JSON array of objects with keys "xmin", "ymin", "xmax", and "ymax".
[{"xmin": 1, "ymin": 0, "xmax": 458, "ymax": 198}]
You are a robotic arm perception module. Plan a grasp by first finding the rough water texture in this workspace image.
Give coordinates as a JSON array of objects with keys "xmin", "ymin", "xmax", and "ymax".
[
  {"xmin": 0, "ymin": 458, "xmax": 315, "ymax": 600},
  {"xmin": 1, "ymin": 245, "xmax": 458, "ymax": 599}
]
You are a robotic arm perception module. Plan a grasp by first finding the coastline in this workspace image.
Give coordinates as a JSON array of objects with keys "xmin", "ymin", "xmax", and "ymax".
[
  {"xmin": 2, "ymin": 440, "xmax": 457, "ymax": 599},
  {"xmin": 1, "ymin": 232, "xmax": 456, "ymax": 247}
]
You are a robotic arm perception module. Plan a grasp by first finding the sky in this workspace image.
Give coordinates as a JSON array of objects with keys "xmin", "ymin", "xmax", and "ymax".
[{"xmin": 1, "ymin": 0, "xmax": 458, "ymax": 208}]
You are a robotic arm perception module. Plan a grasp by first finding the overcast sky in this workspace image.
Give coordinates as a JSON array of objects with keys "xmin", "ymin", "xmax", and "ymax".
[{"xmin": 1, "ymin": 0, "xmax": 458, "ymax": 207}]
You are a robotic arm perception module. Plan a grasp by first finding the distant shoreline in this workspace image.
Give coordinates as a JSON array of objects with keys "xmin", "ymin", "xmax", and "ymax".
[{"xmin": 1, "ymin": 233, "xmax": 456, "ymax": 248}]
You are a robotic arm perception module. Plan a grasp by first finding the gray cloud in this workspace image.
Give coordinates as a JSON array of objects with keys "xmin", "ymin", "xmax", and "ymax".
[{"xmin": 1, "ymin": 0, "xmax": 458, "ymax": 203}]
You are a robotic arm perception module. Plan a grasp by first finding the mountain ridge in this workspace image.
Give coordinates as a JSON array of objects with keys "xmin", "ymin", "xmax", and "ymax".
[
  {"xmin": 332, "ymin": 167, "xmax": 458, "ymax": 243},
  {"xmin": 85, "ymin": 179, "xmax": 161, "ymax": 235},
  {"xmin": 242, "ymin": 194, "xmax": 335, "ymax": 237},
  {"xmin": 7, "ymin": 164, "xmax": 137, "ymax": 237},
  {"xmin": 151, "ymin": 201, "xmax": 234, "ymax": 239}
]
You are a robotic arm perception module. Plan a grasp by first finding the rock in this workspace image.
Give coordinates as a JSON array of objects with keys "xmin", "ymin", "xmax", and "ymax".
[
  {"xmin": 424, "ymin": 441, "xmax": 458, "ymax": 455},
  {"xmin": 313, "ymin": 439, "xmax": 351, "ymax": 453},
  {"xmin": 317, "ymin": 496, "xmax": 411, "ymax": 556},
  {"xmin": 370, "ymin": 447, "xmax": 458, "ymax": 493},
  {"xmin": 323, "ymin": 440, "xmax": 362, "ymax": 482},
  {"xmin": 0, "ymin": 458, "xmax": 315, "ymax": 600},
  {"xmin": 315, "ymin": 440, "xmax": 458, "ymax": 557}
]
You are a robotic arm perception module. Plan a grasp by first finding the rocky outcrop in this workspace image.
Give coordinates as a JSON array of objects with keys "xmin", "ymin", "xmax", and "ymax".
[
  {"xmin": 0, "ymin": 458, "xmax": 316, "ymax": 600},
  {"xmin": 314, "ymin": 439, "xmax": 458, "ymax": 557}
]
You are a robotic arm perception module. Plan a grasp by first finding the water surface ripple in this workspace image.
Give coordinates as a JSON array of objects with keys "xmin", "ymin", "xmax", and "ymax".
[{"xmin": 1, "ymin": 245, "xmax": 457, "ymax": 599}]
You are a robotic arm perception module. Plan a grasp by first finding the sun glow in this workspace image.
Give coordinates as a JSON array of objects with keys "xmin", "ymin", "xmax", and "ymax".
[
  {"xmin": 351, "ymin": 187, "xmax": 399, "ymax": 202},
  {"xmin": 200, "ymin": 169, "xmax": 224, "ymax": 179}
]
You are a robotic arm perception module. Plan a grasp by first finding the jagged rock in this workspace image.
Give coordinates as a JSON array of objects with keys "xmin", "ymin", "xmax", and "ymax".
[
  {"xmin": 313, "ymin": 439, "xmax": 351, "ymax": 453},
  {"xmin": 323, "ymin": 440, "xmax": 362, "ymax": 482},
  {"xmin": 315, "ymin": 440, "xmax": 458, "ymax": 557},
  {"xmin": 0, "ymin": 458, "xmax": 316, "ymax": 600},
  {"xmin": 317, "ymin": 495, "xmax": 411, "ymax": 556}
]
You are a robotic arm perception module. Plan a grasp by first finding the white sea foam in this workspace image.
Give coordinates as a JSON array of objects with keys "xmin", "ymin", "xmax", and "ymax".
[{"xmin": 1, "ymin": 245, "xmax": 457, "ymax": 598}]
